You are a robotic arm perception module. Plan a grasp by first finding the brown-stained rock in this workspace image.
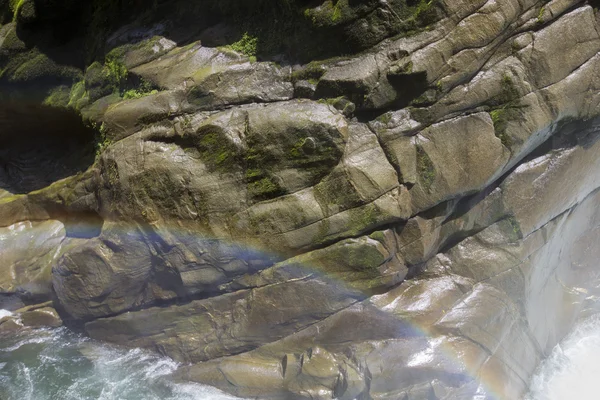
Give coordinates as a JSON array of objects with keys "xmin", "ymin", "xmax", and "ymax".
[{"xmin": 20, "ymin": 307, "xmax": 62, "ymax": 328}]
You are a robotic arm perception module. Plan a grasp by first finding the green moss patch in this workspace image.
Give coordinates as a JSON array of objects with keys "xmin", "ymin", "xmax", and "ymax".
[
  {"xmin": 313, "ymin": 168, "xmax": 362, "ymax": 213},
  {"xmin": 416, "ymin": 145, "xmax": 435, "ymax": 189},
  {"xmin": 192, "ymin": 128, "xmax": 242, "ymax": 172},
  {"xmin": 488, "ymin": 74, "xmax": 528, "ymax": 148},
  {"xmin": 247, "ymin": 176, "xmax": 286, "ymax": 201},
  {"xmin": 244, "ymin": 113, "xmax": 343, "ymax": 203}
]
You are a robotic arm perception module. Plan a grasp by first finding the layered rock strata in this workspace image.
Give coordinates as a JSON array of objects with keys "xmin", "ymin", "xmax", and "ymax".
[{"xmin": 1, "ymin": 0, "xmax": 600, "ymax": 399}]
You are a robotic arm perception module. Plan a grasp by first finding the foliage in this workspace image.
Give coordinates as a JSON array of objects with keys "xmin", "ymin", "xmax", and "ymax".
[
  {"xmin": 412, "ymin": 0, "xmax": 437, "ymax": 26},
  {"xmin": 9, "ymin": 0, "xmax": 23, "ymax": 20},
  {"xmin": 537, "ymin": 6, "xmax": 545, "ymax": 24},
  {"xmin": 122, "ymin": 79, "xmax": 158, "ymax": 100},
  {"xmin": 331, "ymin": 2, "xmax": 342, "ymax": 22},
  {"xmin": 68, "ymin": 80, "xmax": 88, "ymax": 109},
  {"xmin": 92, "ymin": 122, "xmax": 111, "ymax": 158},
  {"xmin": 43, "ymin": 86, "xmax": 71, "ymax": 108},
  {"xmin": 123, "ymin": 88, "xmax": 158, "ymax": 100},
  {"xmin": 105, "ymin": 57, "xmax": 128, "ymax": 88},
  {"xmin": 225, "ymin": 32, "xmax": 258, "ymax": 60}
]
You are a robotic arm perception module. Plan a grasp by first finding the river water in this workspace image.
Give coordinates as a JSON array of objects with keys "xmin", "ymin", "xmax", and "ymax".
[
  {"xmin": 0, "ymin": 311, "xmax": 243, "ymax": 400},
  {"xmin": 526, "ymin": 314, "xmax": 600, "ymax": 400},
  {"xmin": 2, "ymin": 309, "xmax": 600, "ymax": 400}
]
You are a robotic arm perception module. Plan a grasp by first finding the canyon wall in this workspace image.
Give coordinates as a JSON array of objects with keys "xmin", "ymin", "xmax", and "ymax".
[{"xmin": 1, "ymin": 0, "xmax": 600, "ymax": 398}]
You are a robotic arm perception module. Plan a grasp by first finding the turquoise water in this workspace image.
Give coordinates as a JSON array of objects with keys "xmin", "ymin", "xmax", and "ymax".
[
  {"xmin": 4, "ymin": 309, "xmax": 600, "ymax": 400},
  {"xmin": 0, "ymin": 314, "xmax": 242, "ymax": 400}
]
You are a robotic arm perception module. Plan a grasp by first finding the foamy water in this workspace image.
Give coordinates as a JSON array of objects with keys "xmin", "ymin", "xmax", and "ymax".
[
  {"xmin": 526, "ymin": 314, "xmax": 600, "ymax": 400},
  {"xmin": 6, "ymin": 310, "xmax": 599, "ymax": 400},
  {"xmin": 0, "ymin": 322, "xmax": 244, "ymax": 400}
]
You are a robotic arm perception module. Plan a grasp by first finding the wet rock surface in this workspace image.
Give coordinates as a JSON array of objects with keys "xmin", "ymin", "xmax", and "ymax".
[{"xmin": 1, "ymin": 1, "xmax": 600, "ymax": 399}]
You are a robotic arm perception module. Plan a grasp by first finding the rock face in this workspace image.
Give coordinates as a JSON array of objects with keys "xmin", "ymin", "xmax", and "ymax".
[{"xmin": 2, "ymin": 1, "xmax": 600, "ymax": 399}]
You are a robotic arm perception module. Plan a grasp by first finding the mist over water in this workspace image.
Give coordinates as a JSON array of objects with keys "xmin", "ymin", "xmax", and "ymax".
[
  {"xmin": 0, "ymin": 319, "xmax": 243, "ymax": 400},
  {"xmin": 526, "ymin": 314, "xmax": 600, "ymax": 400},
  {"xmin": 4, "ymin": 310, "xmax": 600, "ymax": 400}
]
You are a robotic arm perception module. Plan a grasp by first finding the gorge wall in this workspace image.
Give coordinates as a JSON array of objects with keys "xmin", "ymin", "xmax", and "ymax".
[{"xmin": 1, "ymin": 0, "xmax": 600, "ymax": 399}]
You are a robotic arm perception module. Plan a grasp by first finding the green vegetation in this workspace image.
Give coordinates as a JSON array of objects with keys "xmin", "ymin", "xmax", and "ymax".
[
  {"xmin": 122, "ymin": 80, "xmax": 158, "ymax": 100},
  {"xmin": 93, "ymin": 123, "xmax": 111, "ymax": 158},
  {"xmin": 435, "ymin": 80, "xmax": 443, "ymax": 92},
  {"xmin": 289, "ymin": 138, "xmax": 308, "ymax": 158},
  {"xmin": 490, "ymin": 108, "xmax": 516, "ymax": 147},
  {"xmin": 243, "ymin": 114, "xmax": 342, "ymax": 203},
  {"xmin": 244, "ymin": 142, "xmax": 287, "ymax": 202},
  {"xmin": 506, "ymin": 215, "xmax": 522, "ymax": 240},
  {"xmin": 9, "ymin": 0, "xmax": 24, "ymax": 20},
  {"xmin": 43, "ymin": 86, "xmax": 71, "ymax": 108},
  {"xmin": 416, "ymin": 145, "xmax": 435, "ymax": 189},
  {"xmin": 7, "ymin": 50, "xmax": 82, "ymax": 83},
  {"xmin": 537, "ymin": 6, "xmax": 545, "ymax": 24},
  {"xmin": 225, "ymin": 32, "xmax": 258, "ymax": 61},
  {"xmin": 247, "ymin": 176, "xmax": 286, "ymax": 200},
  {"xmin": 194, "ymin": 129, "xmax": 241, "ymax": 172},
  {"xmin": 497, "ymin": 73, "xmax": 520, "ymax": 104},
  {"xmin": 489, "ymin": 74, "xmax": 527, "ymax": 148},
  {"xmin": 413, "ymin": 0, "xmax": 437, "ymax": 26},
  {"xmin": 313, "ymin": 169, "xmax": 362, "ymax": 213},
  {"xmin": 316, "ymin": 239, "xmax": 385, "ymax": 274},
  {"xmin": 105, "ymin": 57, "xmax": 128, "ymax": 88},
  {"xmin": 82, "ymin": 54, "xmax": 158, "ymax": 102},
  {"xmin": 369, "ymin": 230, "xmax": 387, "ymax": 244},
  {"xmin": 346, "ymin": 204, "xmax": 380, "ymax": 237},
  {"xmin": 377, "ymin": 112, "xmax": 393, "ymax": 125},
  {"xmin": 331, "ymin": 2, "xmax": 342, "ymax": 22},
  {"xmin": 290, "ymin": 60, "xmax": 331, "ymax": 83},
  {"xmin": 122, "ymin": 88, "xmax": 158, "ymax": 100}
]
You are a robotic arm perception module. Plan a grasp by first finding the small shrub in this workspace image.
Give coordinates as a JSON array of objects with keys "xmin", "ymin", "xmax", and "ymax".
[
  {"xmin": 122, "ymin": 88, "xmax": 158, "ymax": 100},
  {"xmin": 226, "ymin": 32, "xmax": 259, "ymax": 59},
  {"xmin": 105, "ymin": 58, "xmax": 128, "ymax": 88},
  {"xmin": 93, "ymin": 122, "xmax": 111, "ymax": 158}
]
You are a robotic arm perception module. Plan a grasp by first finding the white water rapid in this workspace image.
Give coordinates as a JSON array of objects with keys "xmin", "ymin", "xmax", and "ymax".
[
  {"xmin": 526, "ymin": 314, "xmax": 600, "ymax": 400},
  {"xmin": 0, "ymin": 320, "xmax": 244, "ymax": 400},
  {"xmin": 4, "ymin": 311, "xmax": 600, "ymax": 399}
]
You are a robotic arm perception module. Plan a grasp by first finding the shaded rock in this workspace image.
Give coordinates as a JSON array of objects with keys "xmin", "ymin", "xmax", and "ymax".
[
  {"xmin": 53, "ymin": 222, "xmax": 274, "ymax": 321},
  {"xmin": 409, "ymin": 113, "xmax": 510, "ymax": 212},
  {"xmin": 224, "ymin": 229, "xmax": 408, "ymax": 295},
  {"xmin": 0, "ymin": 317, "xmax": 22, "ymax": 334},
  {"xmin": 85, "ymin": 276, "xmax": 361, "ymax": 363},
  {"xmin": 293, "ymin": 80, "xmax": 317, "ymax": 99},
  {"xmin": 20, "ymin": 306, "xmax": 62, "ymax": 328}
]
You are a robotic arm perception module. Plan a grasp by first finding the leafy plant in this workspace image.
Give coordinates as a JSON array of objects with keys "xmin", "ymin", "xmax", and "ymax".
[
  {"xmin": 226, "ymin": 32, "xmax": 259, "ymax": 61},
  {"xmin": 105, "ymin": 58, "xmax": 128, "ymax": 87},
  {"xmin": 91, "ymin": 122, "xmax": 111, "ymax": 158}
]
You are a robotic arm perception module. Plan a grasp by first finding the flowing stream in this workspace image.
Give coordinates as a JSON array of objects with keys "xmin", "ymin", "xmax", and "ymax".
[
  {"xmin": 3, "ymin": 309, "xmax": 600, "ymax": 399},
  {"xmin": 0, "ymin": 311, "xmax": 243, "ymax": 400},
  {"xmin": 526, "ymin": 314, "xmax": 600, "ymax": 400}
]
